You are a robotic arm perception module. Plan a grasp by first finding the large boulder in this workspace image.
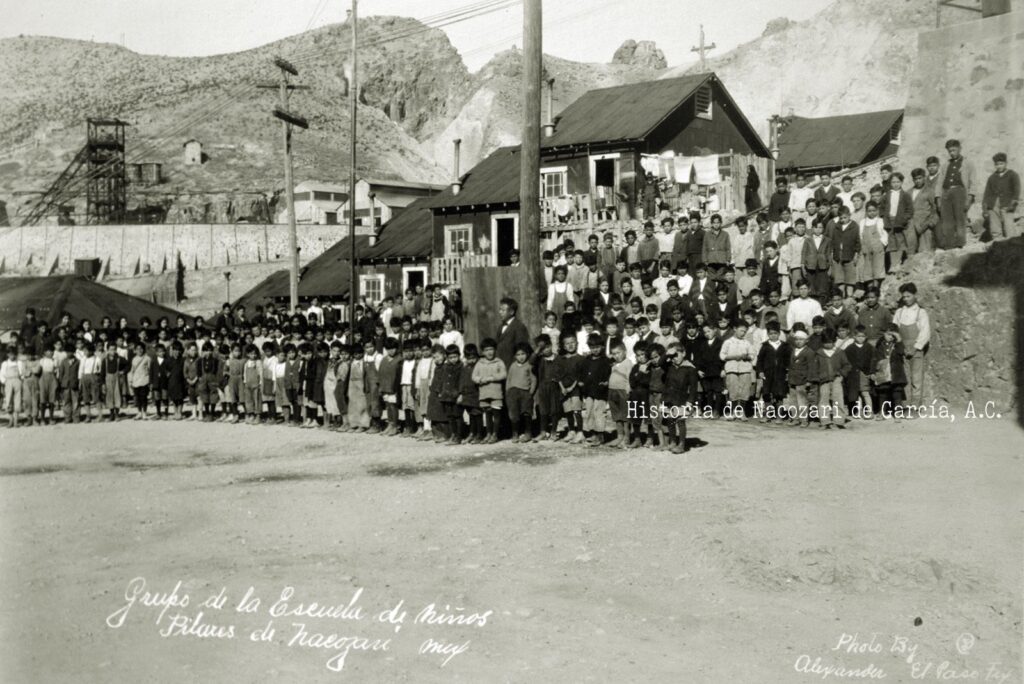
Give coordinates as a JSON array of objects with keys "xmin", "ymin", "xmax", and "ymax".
[{"xmin": 879, "ymin": 238, "xmax": 1020, "ymax": 415}]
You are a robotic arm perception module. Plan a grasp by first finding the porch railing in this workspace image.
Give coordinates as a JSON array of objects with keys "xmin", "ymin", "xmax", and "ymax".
[
  {"xmin": 432, "ymin": 253, "xmax": 492, "ymax": 288},
  {"xmin": 541, "ymin": 193, "xmax": 593, "ymax": 228}
]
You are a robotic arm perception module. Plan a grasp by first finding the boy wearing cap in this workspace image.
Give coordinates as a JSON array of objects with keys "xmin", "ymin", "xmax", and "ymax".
[
  {"xmin": 935, "ymin": 139, "xmax": 977, "ymax": 249},
  {"xmin": 983, "ymin": 152, "xmax": 1020, "ymax": 240}
]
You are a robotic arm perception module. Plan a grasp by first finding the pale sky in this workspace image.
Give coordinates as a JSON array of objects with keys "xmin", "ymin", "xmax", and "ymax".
[{"xmin": 4, "ymin": 0, "xmax": 832, "ymax": 71}]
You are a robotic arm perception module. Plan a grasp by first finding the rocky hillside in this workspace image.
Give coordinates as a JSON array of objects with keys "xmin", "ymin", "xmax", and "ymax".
[
  {"xmin": 0, "ymin": 17, "xmax": 472, "ymax": 223},
  {"xmin": 426, "ymin": 45, "xmax": 666, "ymax": 177},
  {"xmin": 666, "ymin": 0, "xmax": 940, "ymax": 138}
]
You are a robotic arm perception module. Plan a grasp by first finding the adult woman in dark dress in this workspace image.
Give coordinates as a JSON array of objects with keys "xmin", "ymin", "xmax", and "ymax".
[{"xmin": 744, "ymin": 165, "xmax": 762, "ymax": 213}]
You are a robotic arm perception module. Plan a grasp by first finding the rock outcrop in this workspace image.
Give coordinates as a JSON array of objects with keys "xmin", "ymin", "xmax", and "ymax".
[{"xmin": 611, "ymin": 40, "xmax": 667, "ymax": 70}]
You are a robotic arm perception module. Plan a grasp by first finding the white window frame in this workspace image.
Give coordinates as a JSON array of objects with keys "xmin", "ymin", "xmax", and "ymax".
[
  {"xmin": 445, "ymin": 224, "xmax": 472, "ymax": 256},
  {"xmin": 401, "ymin": 265, "xmax": 429, "ymax": 292},
  {"xmin": 359, "ymin": 274, "xmax": 385, "ymax": 305},
  {"xmin": 489, "ymin": 213, "xmax": 520, "ymax": 263},
  {"xmin": 541, "ymin": 165, "xmax": 568, "ymax": 198},
  {"xmin": 695, "ymin": 84, "xmax": 712, "ymax": 120}
]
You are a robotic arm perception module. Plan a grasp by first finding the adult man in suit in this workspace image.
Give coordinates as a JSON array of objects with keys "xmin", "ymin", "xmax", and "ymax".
[
  {"xmin": 908, "ymin": 168, "xmax": 938, "ymax": 254},
  {"xmin": 494, "ymin": 297, "xmax": 531, "ymax": 370},
  {"xmin": 881, "ymin": 171, "xmax": 914, "ymax": 271},
  {"xmin": 934, "ymin": 139, "xmax": 977, "ymax": 249}
]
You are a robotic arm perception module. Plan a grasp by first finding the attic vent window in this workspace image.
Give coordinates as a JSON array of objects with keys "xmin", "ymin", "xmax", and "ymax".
[
  {"xmin": 695, "ymin": 84, "xmax": 712, "ymax": 120},
  {"xmin": 889, "ymin": 119, "xmax": 902, "ymax": 144}
]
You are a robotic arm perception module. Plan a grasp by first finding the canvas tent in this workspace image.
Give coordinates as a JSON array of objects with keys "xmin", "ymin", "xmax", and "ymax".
[{"xmin": 0, "ymin": 276, "xmax": 190, "ymax": 337}]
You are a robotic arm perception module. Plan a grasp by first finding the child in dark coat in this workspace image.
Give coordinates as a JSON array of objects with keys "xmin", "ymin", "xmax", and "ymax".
[
  {"xmin": 458, "ymin": 344, "xmax": 482, "ymax": 443},
  {"xmin": 755, "ymin": 321, "xmax": 790, "ymax": 423},
  {"xmin": 439, "ymin": 345, "xmax": 463, "ymax": 444},
  {"xmin": 662, "ymin": 342, "xmax": 699, "ymax": 454},
  {"xmin": 870, "ymin": 324, "xmax": 907, "ymax": 421}
]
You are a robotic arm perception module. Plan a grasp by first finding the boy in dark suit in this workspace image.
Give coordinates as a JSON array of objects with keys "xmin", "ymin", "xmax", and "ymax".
[
  {"xmin": 801, "ymin": 219, "xmax": 833, "ymax": 302},
  {"xmin": 882, "ymin": 171, "xmax": 914, "ymax": 273}
]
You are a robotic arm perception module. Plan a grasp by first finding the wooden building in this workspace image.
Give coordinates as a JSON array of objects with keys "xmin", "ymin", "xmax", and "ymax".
[
  {"xmin": 340, "ymin": 178, "xmax": 445, "ymax": 229},
  {"xmin": 418, "ymin": 72, "xmax": 772, "ymax": 286},
  {"xmin": 776, "ymin": 109, "xmax": 904, "ymax": 175}
]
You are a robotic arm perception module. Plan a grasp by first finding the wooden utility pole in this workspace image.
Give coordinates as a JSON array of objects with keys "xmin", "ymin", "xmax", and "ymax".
[
  {"xmin": 516, "ymin": 0, "xmax": 544, "ymax": 335},
  {"xmin": 690, "ymin": 24, "xmax": 716, "ymax": 72},
  {"xmin": 348, "ymin": 0, "xmax": 360, "ymax": 318},
  {"xmin": 259, "ymin": 58, "xmax": 309, "ymax": 313}
]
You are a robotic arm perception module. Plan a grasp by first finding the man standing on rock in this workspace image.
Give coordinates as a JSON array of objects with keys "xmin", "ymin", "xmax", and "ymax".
[
  {"xmin": 934, "ymin": 139, "xmax": 977, "ymax": 250},
  {"xmin": 982, "ymin": 152, "xmax": 1020, "ymax": 240},
  {"xmin": 892, "ymin": 283, "xmax": 931, "ymax": 411}
]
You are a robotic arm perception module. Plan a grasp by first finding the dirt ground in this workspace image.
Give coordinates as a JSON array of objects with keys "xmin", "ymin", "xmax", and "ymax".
[{"xmin": 0, "ymin": 414, "xmax": 1021, "ymax": 683}]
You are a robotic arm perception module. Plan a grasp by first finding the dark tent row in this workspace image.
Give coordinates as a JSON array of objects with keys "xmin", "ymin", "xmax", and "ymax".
[{"xmin": 0, "ymin": 276, "xmax": 191, "ymax": 337}]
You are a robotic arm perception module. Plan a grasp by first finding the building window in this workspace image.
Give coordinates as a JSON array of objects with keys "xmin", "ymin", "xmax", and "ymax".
[
  {"xmin": 695, "ymin": 84, "xmax": 712, "ymax": 119},
  {"xmin": 541, "ymin": 166, "xmax": 567, "ymax": 198},
  {"xmin": 359, "ymin": 274, "xmax": 385, "ymax": 305},
  {"xmin": 445, "ymin": 224, "xmax": 471, "ymax": 256}
]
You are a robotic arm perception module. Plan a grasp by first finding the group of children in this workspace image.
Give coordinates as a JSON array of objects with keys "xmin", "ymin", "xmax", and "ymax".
[{"xmin": 2, "ymin": 275, "xmax": 923, "ymax": 456}]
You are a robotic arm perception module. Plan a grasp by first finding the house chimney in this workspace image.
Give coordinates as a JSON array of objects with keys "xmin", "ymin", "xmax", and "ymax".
[
  {"xmin": 543, "ymin": 78, "xmax": 556, "ymax": 137},
  {"xmin": 451, "ymin": 139, "xmax": 462, "ymax": 195},
  {"xmin": 367, "ymin": 192, "xmax": 377, "ymax": 246}
]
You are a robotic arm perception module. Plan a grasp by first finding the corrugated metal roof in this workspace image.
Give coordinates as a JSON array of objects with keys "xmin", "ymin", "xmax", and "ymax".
[
  {"xmin": 234, "ymin": 234, "xmax": 373, "ymax": 304},
  {"xmin": 542, "ymin": 73, "xmax": 713, "ymax": 148},
  {"xmin": 777, "ymin": 110, "xmax": 904, "ymax": 171},
  {"xmin": 361, "ymin": 178, "xmax": 447, "ymax": 191},
  {"xmin": 0, "ymin": 276, "xmax": 191, "ymax": 332},
  {"xmin": 420, "ymin": 146, "xmax": 522, "ymax": 211},
  {"xmin": 357, "ymin": 198, "xmax": 434, "ymax": 262}
]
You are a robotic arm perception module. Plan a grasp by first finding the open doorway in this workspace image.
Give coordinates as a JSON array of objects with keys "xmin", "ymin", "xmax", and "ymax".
[
  {"xmin": 492, "ymin": 213, "xmax": 519, "ymax": 266},
  {"xmin": 402, "ymin": 266, "xmax": 428, "ymax": 292}
]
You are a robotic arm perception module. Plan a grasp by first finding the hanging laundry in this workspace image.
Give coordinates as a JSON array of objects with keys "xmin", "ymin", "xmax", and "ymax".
[
  {"xmin": 674, "ymin": 157, "xmax": 695, "ymax": 185},
  {"xmin": 658, "ymin": 157, "xmax": 675, "ymax": 182},
  {"xmin": 640, "ymin": 155, "xmax": 660, "ymax": 176},
  {"xmin": 693, "ymin": 155, "xmax": 722, "ymax": 185}
]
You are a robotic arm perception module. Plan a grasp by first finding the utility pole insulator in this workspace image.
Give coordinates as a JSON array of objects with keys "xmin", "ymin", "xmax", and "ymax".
[
  {"xmin": 274, "ymin": 57, "xmax": 299, "ymax": 76},
  {"xmin": 273, "ymin": 108, "xmax": 309, "ymax": 130}
]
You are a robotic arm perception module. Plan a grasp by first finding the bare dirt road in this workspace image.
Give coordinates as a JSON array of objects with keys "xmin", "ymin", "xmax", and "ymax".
[{"xmin": 1, "ymin": 414, "xmax": 1020, "ymax": 683}]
